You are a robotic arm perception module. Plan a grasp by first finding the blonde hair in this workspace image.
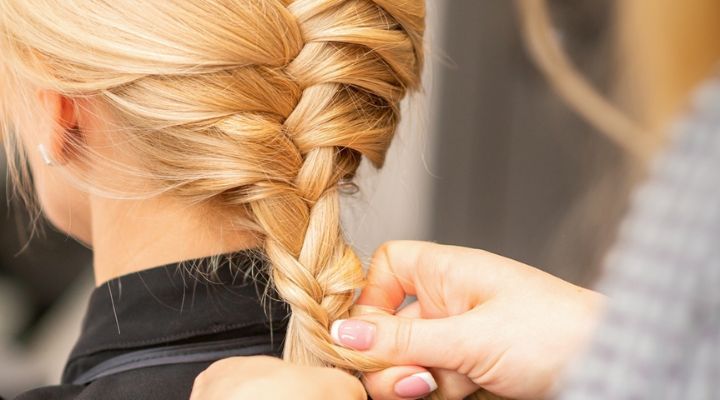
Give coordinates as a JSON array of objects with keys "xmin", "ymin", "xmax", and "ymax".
[{"xmin": 0, "ymin": 0, "xmax": 423, "ymax": 377}]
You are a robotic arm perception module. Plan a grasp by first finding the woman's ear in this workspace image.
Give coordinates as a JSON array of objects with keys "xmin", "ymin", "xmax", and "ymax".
[{"xmin": 37, "ymin": 90, "xmax": 84, "ymax": 165}]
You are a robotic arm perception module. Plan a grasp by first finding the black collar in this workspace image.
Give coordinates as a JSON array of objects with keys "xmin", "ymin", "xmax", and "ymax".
[{"xmin": 62, "ymin": 250, "xmax": 289, "ymax": 384}]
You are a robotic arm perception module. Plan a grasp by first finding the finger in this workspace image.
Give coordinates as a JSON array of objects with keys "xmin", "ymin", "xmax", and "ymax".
[
  {"xmin": 357, "ymin": 241, "xmax": 497, "ymax": 316},
  {"xmin": 324, "ymin": 368, "xmax": 368, "ymax": 400},
  {"xmin": 363, "ymin": 366, "xmax": 477, "ymax": 400},
  {"xmin": 353, "ymin": 300, "xmax": 421, "ymax": 320},
  {"xmin": 430, "ymin": 368, "xmax": 480, "ymax": 400},
  {"xmin": 361, "ymin": 303, "xmax": 440, "ymax": 400},
  {"xmin": 396, "ymin": 301, "xmax": 421, "ymax": 318},
  {"xmin": 363, "ymin": 366, "xmax": 436, "ymax": 400},
  {"xmin": 356, "ymin": 241, "xmax": 431, "ymax": 312},
  {"xmin": 332, "ymin": 313, "xmax": 468, "ymax": 368},
  {"xmin": 358, "ymin": 241, "xmax": 458, "ymax": 311}
]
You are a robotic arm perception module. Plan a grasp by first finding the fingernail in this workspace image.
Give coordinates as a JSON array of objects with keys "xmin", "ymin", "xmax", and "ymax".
[
  {"xmin": 330, "ymin": 319, "xmax": 376, "ymax": 350},
  {"xmin": 394, "ymin": 372, "xmax": 438, "ymax": 398}
]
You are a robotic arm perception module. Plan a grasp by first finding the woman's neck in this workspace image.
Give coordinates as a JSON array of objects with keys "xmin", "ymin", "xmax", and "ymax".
[{"xmin": 89, "ymin": 195, "xmax": 258, "ymax": 286}]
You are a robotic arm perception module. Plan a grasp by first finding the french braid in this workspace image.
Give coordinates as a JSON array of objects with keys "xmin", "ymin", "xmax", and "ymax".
[{"xmin": 249, "ymin": 0, "xmax": 423, "ymax": 368}]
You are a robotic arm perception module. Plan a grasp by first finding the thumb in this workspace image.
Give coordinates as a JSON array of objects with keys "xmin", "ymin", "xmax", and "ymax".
[
  {"xmin": 330, "ymin": 314, "xmax": 466, "ymax": 369},
  {"xmin": 363, "ymin": 366, "xmax": 478, "ymax": 400}
]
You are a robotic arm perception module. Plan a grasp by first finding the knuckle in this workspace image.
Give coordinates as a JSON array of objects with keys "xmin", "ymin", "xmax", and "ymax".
[
  {"xmin": 378, "ymin": 240, "xmax": 402, "ymax": 253},
  {"xmin": 371, "ymin": 241, "xmax": 394, "ymax": 266},
  {"xmin": 326, "ymin": 369, "xmax": 365, "ymax": 399},
  {"xmin": 204, "ymin": 357, "xmax": 231, "ymax": 374},
  {"xmin": 424, "ymin": 242, "xmax": 451, "ymax": 272},
  {"xmin": 249, "ymin": 355, "xmax": 277, "ymax": 366},
  {"xmin": 328, "ymin": 368, "xmax": 359, "ymax": 386},
  {"xmin": 374, "ymin": 240, "xmax": 409, "ymax": 262},
  {"xmin": 192, "ymin": 370, "xmax": 207, "ymax": 389},
  {"xmin": 349, "ymin": 377, "xmax": 367, "ymax": 399},
  {"xmin": 391, "ymin": 317, "xmax": 415, "ymax": 360},
  {"xmin": 361, "ymin": 371, "xmax": 389, "ymax": 400}
]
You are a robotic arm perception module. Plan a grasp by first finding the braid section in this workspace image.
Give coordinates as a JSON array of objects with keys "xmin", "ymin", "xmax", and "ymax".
[{"xmin": 246, "ymin": 0, "xmax": 423, "ymax": 370}]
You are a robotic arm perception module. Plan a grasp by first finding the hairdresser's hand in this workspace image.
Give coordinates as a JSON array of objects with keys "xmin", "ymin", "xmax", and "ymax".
[
  {"xmin": 332, "ymin": 241, "xmax": 604, "ymax": 400},
  {"xmin": 190, "ymin": 356, "xmax": 366, "ymax": 400}
]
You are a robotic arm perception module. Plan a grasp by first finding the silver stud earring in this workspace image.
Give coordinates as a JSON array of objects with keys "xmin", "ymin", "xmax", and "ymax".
[{"xmin": 38, "ymin": 143, "xmax": 55, "ymax": 166}]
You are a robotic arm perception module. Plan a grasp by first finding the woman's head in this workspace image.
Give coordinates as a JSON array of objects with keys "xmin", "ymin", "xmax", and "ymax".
[{"xmin": 0, "ymin": 0, "xmax": 424, "ymax": 369}]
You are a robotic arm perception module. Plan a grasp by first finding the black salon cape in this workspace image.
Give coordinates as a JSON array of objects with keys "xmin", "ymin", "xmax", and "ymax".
[{"xmin": 13, "ymin": 251, "xmax": 289, "ymax": 400}]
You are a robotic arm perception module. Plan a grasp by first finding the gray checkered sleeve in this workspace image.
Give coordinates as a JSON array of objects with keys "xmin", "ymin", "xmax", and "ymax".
[{"xmin": 557, "ymin": 80, "xmax": 720, "ymax": 400}]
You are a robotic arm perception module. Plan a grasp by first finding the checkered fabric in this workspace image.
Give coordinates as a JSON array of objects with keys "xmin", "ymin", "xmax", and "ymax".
[{"xmin": 557, "ymin": 80, "xmax": 720, "ymax": 400}]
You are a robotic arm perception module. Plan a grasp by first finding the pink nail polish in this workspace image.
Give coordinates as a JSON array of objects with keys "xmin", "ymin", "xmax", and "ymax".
[
  {"xmin": 394, "ymin": 372, "xmax": 438, "ymax": 398},
  {"xmin": 330, "ymin": 319, "xmax": 376, "ymax": 350}
]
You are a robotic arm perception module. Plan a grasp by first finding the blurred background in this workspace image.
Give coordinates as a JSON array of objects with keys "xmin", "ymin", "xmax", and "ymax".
[{"xmin": 2, "ymin": 0, "xmax": 719, "ymax": 397}]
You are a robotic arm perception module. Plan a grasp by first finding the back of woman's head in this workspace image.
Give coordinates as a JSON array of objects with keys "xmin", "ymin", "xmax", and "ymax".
[{"xmin": 0, "ymin": 0, "xmax": 424, "ymax": 370}]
